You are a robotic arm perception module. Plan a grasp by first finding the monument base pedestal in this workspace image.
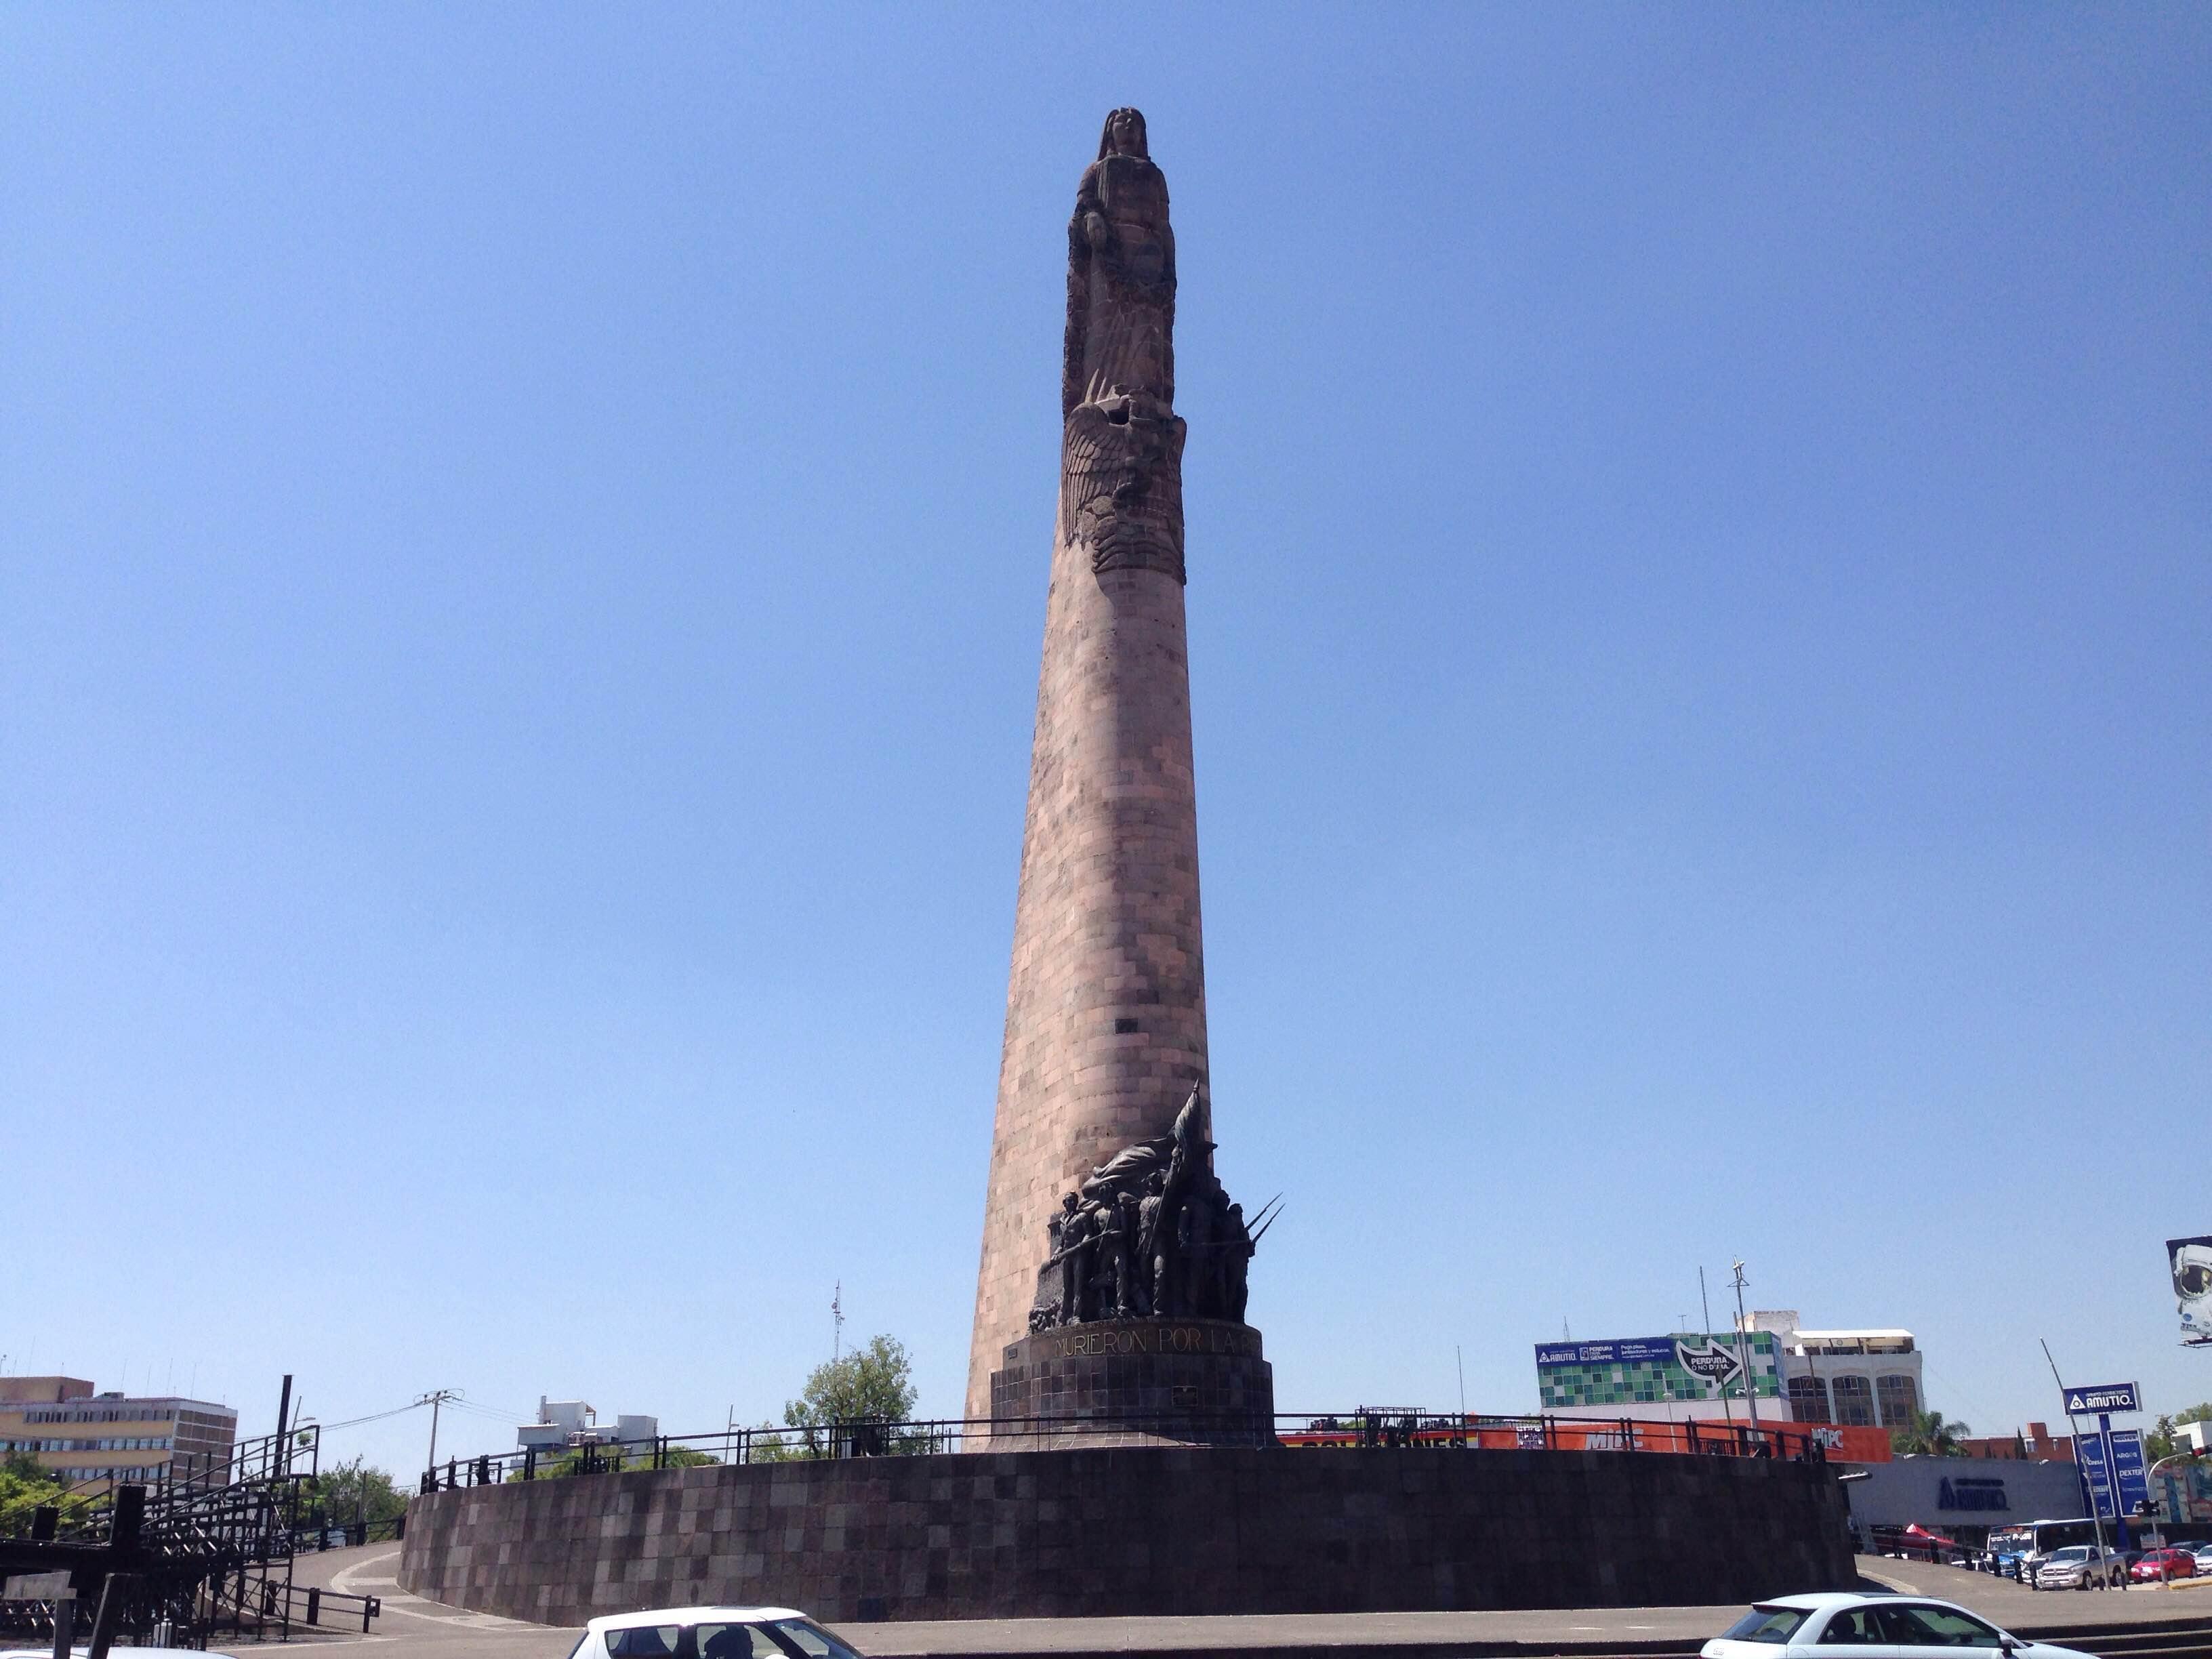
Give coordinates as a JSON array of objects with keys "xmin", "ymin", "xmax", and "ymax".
[{"xmin": 988, "ymin": 1317, "xmax": 1274, "ymax": 1447}]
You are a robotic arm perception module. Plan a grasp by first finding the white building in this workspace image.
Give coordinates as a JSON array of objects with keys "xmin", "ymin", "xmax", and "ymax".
[
  {"xmin": 516, "ymin": 1397, "xmax": 659, "ymax": 1454},
  {"xmin": 1741, "ymin": 1309, "xmax": 1924, "ymax": 1429}
]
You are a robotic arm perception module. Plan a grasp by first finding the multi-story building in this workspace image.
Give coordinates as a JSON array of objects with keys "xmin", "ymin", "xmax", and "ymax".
[
  {"xmin": 0, "ymin": 1376, "xmax": 238, "ymax": 1490},
  {"xmin": 1740, "ymin": 1310, "xmax": 1925, "ymax": 1430}
]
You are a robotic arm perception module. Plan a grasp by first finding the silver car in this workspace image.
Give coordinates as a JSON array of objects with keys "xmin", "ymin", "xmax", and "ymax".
[
  {"xmin": 2032, "ymin": 1544, "xmax": 2127, "ymax": 1590},
  {"xmin": 1703, "ymin": 1593, "xmax": 2096, "ymax": 1659}
]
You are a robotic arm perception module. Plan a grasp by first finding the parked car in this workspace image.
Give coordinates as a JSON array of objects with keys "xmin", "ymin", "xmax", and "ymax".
[
  {"xmin": 567, "ymin": 1606, "xmax": 862, "ymax": 1659},
  {"xmin": 1702, "ymin": 1593, "xmax": 2096, "ymax": 1659},
  {"xmin": 2131, "ymin": 1547, "xmax": 2198, "ymax": 1583},
  {"xmin": 2034, "ymin": 1544, "xmax": 2131, "ymax": 1591},
  {"xmin": 2192, "ymin": 1544, "xmax": 2212, "ymax": 1575}
]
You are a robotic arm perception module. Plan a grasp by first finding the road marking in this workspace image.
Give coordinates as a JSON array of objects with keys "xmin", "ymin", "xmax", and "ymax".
[
  {"xmin": 331, "ymin": 1551, "xmax": 403, "ymax": 1597},
  {"xmin": 331, "ymin": 1547, "xmax": 534, "ymax": 1631}
]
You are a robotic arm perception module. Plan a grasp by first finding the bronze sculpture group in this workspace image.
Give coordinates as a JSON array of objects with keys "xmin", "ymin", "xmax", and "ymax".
[{"xmin": 1029, "ymin": 1085, "xmax": 1277, "ymax": 1331}]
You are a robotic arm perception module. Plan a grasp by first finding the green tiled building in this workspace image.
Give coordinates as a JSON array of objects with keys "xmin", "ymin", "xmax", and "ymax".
[{"xmin": 1535, "ymin": 1332, "xmax": 1782, "ymax": 1410}]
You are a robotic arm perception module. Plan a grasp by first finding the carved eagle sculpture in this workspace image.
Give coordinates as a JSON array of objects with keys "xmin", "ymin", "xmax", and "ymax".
[{"xmin": 1060, "ymin": 392, "xmax": 1187, "ymax": 583}]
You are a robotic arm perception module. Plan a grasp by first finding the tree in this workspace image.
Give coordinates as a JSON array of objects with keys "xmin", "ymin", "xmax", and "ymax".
[
  {"xmin": 782, "ymin": 1335, "xmax": 917, "ymax": 1429},
  {"xmin": 307, "ymin": 1456, "xmax": 411, "ymax": 1525},
  {"xmin": 743, "ymin": 1423, "xmax": 806, "ymax": 1465},
  {"xmin": 1890, "ymin": 1408, "xmax": 1970, "ymax": 1458},
  {"xmin": 534, "ymin": 1443, "xmax": 718, "ymax": 1478},
  {"xmin": 0, "ymin": 1453, "xmax": 91, "ymax": 1535}
]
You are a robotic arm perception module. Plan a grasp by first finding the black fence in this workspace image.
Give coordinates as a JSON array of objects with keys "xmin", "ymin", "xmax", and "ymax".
[
  {"xmin": 420, "ymin": 1409, "xmax": 1832, "ymax": 1491},
  {"xmin": 288, "ymin": 1515, "xmax": 405, "ymax": 1553}
]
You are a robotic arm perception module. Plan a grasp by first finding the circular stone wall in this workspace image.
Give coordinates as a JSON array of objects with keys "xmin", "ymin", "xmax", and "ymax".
[{"xmin": 399, "ymin": 1445, "xmax": 1854, "ymax": 1626}]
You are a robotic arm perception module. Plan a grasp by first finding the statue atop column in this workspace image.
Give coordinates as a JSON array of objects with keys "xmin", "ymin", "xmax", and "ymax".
[
  {"xmin": 1059, "ymin": 107, "xmax": 1187, "ymax": 584},
  {"xmin": 1064, "ymin": 107, "xmax": 1174, "ymax": 417}
]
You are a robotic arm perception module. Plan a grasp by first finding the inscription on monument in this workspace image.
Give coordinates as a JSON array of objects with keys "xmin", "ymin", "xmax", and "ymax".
[{"xmin": 1007, "ymin": 1319, "xmax": 1265, "ymax": 1365}]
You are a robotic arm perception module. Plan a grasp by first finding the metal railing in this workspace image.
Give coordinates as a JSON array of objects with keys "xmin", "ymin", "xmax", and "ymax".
[
  {"xmin": 287, "ymin": 1515, "xmax": 405, "ymax": 1553},
  {"xmin": 419, "ymin": 1409, "xmax": 1833, "ymax": 1490},
  {"xmin": 197, "ymin": 1564, "xmax": 382, "ymax": 1640}
]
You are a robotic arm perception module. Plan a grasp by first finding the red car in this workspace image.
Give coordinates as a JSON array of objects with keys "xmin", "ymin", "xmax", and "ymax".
[{"xmin": 2131, "ymin": 1548, "xmax": 2198, "ymax": 1582}]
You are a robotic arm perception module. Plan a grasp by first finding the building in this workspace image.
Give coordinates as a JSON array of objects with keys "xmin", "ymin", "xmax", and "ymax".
[
  {"xmin": 1957, "ymin": 1422, "xmax": 2076, "ymax": 1461},
  {"xmin": 1741, "ymin": 1310, "xmax": 1925, "ymax": 1430},
  {"xmin": 0, "ymin": 1376, "xmax": 237, "ymax": 1490},
  {"xmin": 514, "ymin": 1397, "xmax": 657, "ymax": 1454},
  {"xmin": 1842, "ymin": 1454, "xmax": 2087, "ymax": 1547}
]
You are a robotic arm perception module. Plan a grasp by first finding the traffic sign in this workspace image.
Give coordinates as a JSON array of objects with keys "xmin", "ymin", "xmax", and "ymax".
[{"xmin": 2063, "ymin": 1381, "xmax": 2140, "ymax": 1415}]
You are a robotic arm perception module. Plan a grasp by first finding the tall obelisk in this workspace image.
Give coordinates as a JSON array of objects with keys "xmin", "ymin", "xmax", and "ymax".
[{"xmin": 965, "ymin": 108, "xmax": 1207, "ymax": 1420}]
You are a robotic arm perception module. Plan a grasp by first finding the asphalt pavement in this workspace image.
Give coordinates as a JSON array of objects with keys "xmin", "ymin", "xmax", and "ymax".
[
  {"xmin": 268, "ymin": 1544, "xmax": 2212, "ymax": 1659},
  {"xmin": 274, "ymin": 1543, "xmax": 576, "ymax": 1659}
]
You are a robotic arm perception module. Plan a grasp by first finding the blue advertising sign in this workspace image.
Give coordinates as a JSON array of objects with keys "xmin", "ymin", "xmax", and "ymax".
[
  {"xmin": 1534, "ymin": 1337, "xmax": 1681, "ymax": 1367},
  {"xmin": 2076, "ymin": 1429, "xmax": 2148, "ymax": 1520},
  {"xmin": 2063, "ymin": 1382, "xmax": 2140, "ymax": 1414}
]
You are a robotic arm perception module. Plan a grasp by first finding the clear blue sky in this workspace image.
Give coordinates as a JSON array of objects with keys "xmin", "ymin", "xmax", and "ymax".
[{"xmin": 5, "ymin": 5, "xmax": 2207, "ymax": 1477}]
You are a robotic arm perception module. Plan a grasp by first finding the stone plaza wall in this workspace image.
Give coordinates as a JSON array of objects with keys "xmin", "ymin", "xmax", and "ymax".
[{"xmin": 398, "ymin": 1446, "xmax": 1854, "ymax": 1626}]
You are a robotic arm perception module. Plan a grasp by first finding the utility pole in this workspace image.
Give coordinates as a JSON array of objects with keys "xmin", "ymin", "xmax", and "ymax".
[
  {"xmin": 1730, "ymin": 1260, "xmax": 1761, "ymax": 1434},
  {"xmin": 417, "ymin": 1389, "xmax": 459, "ymax": 1473},
  {"xmin": 832, "ymin": 1283, "xmax": 844, "ymax": 1364},
  {"xmin": 1701, "ymin": 1267, "xmax": 1734, "ymax": 1429},
  {"xmin": 274, "ymin": 1375, "xmax": 293, "ymax": 1477},
  {"xmin": 2041, "ymin": 1340, "xmax": 2119, "ymax": 1584}
]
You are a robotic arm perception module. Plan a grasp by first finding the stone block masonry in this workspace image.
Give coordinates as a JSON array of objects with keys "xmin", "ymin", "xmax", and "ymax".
[
  {"xmin": 398, "ymin": 1448, "xmax": 1855, "ymax": 1625},
  {"xmin": 966, "ymin": 106, "xmax": 1212, "ymax": 1422}
]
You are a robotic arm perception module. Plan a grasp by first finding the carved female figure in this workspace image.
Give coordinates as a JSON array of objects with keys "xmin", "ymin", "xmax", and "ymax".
[{"xmin": 1063, "ymin": 106, "xmax": 1176, "ymax": 417}]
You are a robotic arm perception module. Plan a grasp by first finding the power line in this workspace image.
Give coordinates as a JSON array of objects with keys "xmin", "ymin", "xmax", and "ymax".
[
  {"xmin": 316, "ymin": 1401, "xmax": 426, "ymax": 1432},
  {"xmin": 442, "ymin": 1399, "xmax": 525, "ymax": 1424}
]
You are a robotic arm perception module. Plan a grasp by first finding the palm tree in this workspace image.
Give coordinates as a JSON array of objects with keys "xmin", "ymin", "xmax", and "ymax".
[{"xmin": 1891, "ymin": 1408, "xmax": 1970, "ymax": 1457}]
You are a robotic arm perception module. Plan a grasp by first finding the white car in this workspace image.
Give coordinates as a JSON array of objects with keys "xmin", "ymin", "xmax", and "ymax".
[
  {"xmin": 2032, "ymin": 1544, "xmax": 2128, "ymax": 1591},
  {"xmin": 1703, "ymin": 1593, "xmax": 2096, "ymax": 1659},
  {"xmin": 567, "ymin": 1605, "xmax": 862, "ymax": 1659}
]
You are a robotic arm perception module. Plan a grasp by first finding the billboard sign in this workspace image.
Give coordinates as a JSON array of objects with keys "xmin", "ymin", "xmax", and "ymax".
[
  {"xmin": 1535, "ymin": 1331, "xmax": 1779, "ymax": 1408},
  {"xmin": 2171, "ymin": 1237, "xmax": 2212, "ymax": 1346},
  {"xmin": 1535, "ymin": 1337, "xmax": 1679, "ymax": 1366},
  {"xmin": 2063, "ymin": 1382, "xmax": 2141, "ymax": 1415},
  {"xmin": 2148, "ymin": 1456, "xmax": 2212, "ymax": 1525},
  {"xmin": 2076, "ymin": 1429, "xmax": 2148, "ymax": 1521},
  {"xmin": 1675, "ymin": 1339, "xmax": 1746, "ymax": 1388}
]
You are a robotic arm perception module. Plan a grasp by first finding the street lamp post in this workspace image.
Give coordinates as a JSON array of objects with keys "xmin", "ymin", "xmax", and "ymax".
[{"xmin": 1730, "ymin": 1260, "xmax": 1762, "ymax": 1437}]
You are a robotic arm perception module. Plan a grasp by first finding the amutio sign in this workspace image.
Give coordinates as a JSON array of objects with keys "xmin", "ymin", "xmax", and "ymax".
[{"xmin": 2064, "ymin": 1382, "xmax": 2140, "ymax": 1415}]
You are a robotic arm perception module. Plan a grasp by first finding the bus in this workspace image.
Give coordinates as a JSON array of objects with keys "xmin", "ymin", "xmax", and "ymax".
[{"xmin": 1985, "ymin": 1518, "xmax": 2104, "ymax": 1581}]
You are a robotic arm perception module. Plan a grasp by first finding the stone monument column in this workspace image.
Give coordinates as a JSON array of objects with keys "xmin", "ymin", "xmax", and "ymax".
[{"xmin": 965, "ymin": 108, "xmax": 1211, "ymax": 1421}]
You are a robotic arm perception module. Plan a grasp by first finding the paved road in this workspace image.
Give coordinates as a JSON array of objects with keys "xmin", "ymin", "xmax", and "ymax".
[
  {"xmin": 849, "ymin": 1565, "xmax": 2212, "ymax": 1656},
  {"xmin": 1855, "ymin": 1557, "xmax": 2212, "ymax": 1628},
  {"xmin": 274, "ymin": 1544, "xmax": 2212, "ymax": 1659},
  {"xmin": 276, "ymin": 1543, "xmax": 578, "ymax": 1659}
]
